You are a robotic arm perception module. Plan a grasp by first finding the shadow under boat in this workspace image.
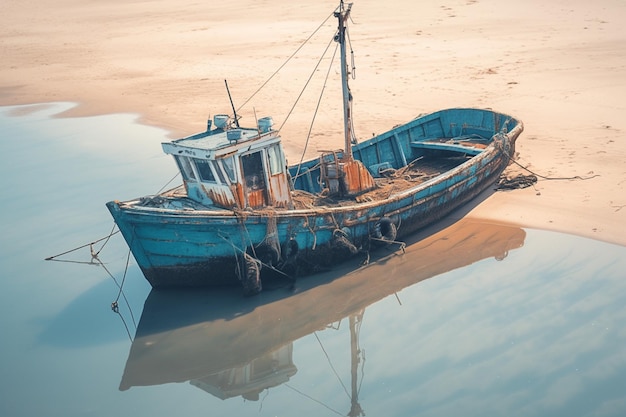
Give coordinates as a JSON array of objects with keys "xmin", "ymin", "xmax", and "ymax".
[{"xmin": 119, "ymin": 218, "xmax": 526, "ymax": 400}]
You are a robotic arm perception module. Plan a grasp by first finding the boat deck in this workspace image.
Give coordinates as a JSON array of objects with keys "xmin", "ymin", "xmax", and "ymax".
[
  {"xmin": 147, "ymin": 153, "xmax": 474, "ymax": 212},
  {"xmin": 292, "ymin": 154, "xmax": 470, "ymax": 209}
]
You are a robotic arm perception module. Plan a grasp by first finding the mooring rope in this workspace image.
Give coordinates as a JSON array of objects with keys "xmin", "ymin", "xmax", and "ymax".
[
  {"xmin": 113, "ymin": 244, "xmax": 133, "ymax": 307},
  {"xmin": 44, "ymin": 223, "xmax": 138, "ymax": 341},
  {"xmin": 494, "ymin": 139, "xmax": 600, "ymax": 191},
  {"xmin": 304, "ymin": 215, "xmax": 318, "ymax": 250},
  {"xmin": 218, "ymin": 231, "xmax": 294, "ymax": 282},
  {"xmin": 45, "ymin": 225, "xmax": 120, "ymax": 261},
  {"xmin": 495, "ymin": 174, "xmax": 538, "ymax": 191},
  {"xmin": 96, "ymin": 249, "xmax": 137, "ymax": 341}
]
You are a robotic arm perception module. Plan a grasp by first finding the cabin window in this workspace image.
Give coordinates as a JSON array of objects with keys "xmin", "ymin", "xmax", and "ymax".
[
  {"xmin": 194, "ymin": 159, "xmax": 216, "ymax": 182},
  {"xmin": 241, "ymin": 151, "xmax": 265, "ymax": 190},
  {"xmin": 211, "ymin": 160, "xmax": 227, "ymax": 184},
  {"xmin": 267, "ymin": 145, "xmax": 283, "ymax": 175},
  {"xmin": 222, "ymin": 157, "xmax": 236, "ymax": 183},
  {"xmin": 175, "ymin": 156, "xmax": 196, "ymax": 181}
]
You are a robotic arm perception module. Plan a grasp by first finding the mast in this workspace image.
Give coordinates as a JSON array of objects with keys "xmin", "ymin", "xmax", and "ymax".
[
  {"xmin": 326, "ymin": 1, "xmax": 375, "ymax": 197},
  {"xmin": 335, "ymin": 1, "xmax": 354, "ymax": 161},
  {"xmin": 348, "ymin": 311, "xmax": 365, "ymax": 417}
]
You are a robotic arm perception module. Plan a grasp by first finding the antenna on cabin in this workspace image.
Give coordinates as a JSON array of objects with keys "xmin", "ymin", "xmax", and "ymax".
[{"xmin": 224, "ymin": 79, "xmax": 240, "ymax": 128}]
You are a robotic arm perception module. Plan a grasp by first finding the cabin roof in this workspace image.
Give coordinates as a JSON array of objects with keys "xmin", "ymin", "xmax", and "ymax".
[{"xmin": 162, "ymin": 127, "xmax": 280, "ymax": 159}]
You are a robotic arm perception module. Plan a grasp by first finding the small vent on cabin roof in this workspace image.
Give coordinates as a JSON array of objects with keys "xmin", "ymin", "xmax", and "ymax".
[{"xmin": 227, "ymin": 129, "xmax": 243, "ymax": 141}]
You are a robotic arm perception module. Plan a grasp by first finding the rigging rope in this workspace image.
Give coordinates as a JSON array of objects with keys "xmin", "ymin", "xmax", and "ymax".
[
  {"xmin": 236, "ymin": 10, "xmax": 336, "ymax": 112},
  {"xmin": 284, "ymin": 383, "xmax": 344, "ymax": 416},
  {"xmin": 277, "ymin": 34, "xmax": 337, "ymax": 132},
  {"xmin": 346, "ymin": 23, "xmax": 356, "ymax": 80},
  {"xmin": 314, "ymin": 331, "xmax": 352, "ymax": 401},
  {"xmin": 345, "ymin": 22, "xmax": 360, "ymax": 146},
  {"xmin": 155, "ymin": 171, "xmax": 181, "ymax": 195},
  {"xmin": 294, "ymin": 42, "xmax": 340, "ymax": 181},
  {"xmin": 290, "ymin": 11, "xmax": 361, "ymax": 178}
]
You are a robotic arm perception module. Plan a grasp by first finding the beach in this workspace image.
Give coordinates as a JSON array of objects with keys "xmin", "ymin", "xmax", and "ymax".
[{"xmin": 2, "ymin": 0, "xmax": 625, "ymax": 245}]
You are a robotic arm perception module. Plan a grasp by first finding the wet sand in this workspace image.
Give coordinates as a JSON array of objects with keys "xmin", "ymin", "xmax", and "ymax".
[{"xmin": 2, "ymin": 0, "xmax": 625, "ymax": 245}]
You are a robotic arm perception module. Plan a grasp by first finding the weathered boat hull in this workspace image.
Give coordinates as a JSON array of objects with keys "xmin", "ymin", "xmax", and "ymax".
[{"xmin": 107, "ymin": 108, "xmax": 523, "ymax": 289}]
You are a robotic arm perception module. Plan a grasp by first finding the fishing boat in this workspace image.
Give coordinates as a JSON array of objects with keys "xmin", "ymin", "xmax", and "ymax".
[{"xmin": 106, "ymin": 1, "xmax": 523, "ymax": 295}]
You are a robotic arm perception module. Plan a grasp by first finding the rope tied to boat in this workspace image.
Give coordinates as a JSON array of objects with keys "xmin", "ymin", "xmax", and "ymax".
[
  {"xmin": 218, "ymin": 231, "xmax": 295, "ymax": 284},
  {"xmin": 493, "ymin": 137, "xmax": 600, "ymax": 194},
  {"xmin": 257, "ymin": 212, "xmax": 282, "ymax": 262},
  {"xmin": 45, "ymin": 224, "xmax": 137, "ymax": 341},
  {"xmin": 368, "ymin": 217, "xmax": 406, "ymax": 254},
  {"xmin": 495, "ymin": 174, "xmax": 538, "ymax": 191},
  {"xmin": 44, "ymin": 223, "xmax": 119, "ymax": 261},
  {"xmin": 303, "ymin": 215, "xmax": 318, "ymax": 250},
  {"xmin": 332, "ymin": 228, "xmax": 359, "ymax": 254}
]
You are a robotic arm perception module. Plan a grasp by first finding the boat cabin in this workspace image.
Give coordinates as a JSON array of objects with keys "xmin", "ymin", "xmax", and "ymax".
[{"xmin": 162, "ymin": 115, "xmax": 293, "ymax": 210}]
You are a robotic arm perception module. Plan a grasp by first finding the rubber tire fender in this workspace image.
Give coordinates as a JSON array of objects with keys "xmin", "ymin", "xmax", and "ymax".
[
  {"xmin": 373, "ymin": 217, "xmax": 397, "ymax": 243},
  {"xmin": 242, "ymin": 255, "xmax": 262, "ymax": 296},
  {"xmin": 255, "ymin": 243, "xmax": 280, "ymax": 267}
]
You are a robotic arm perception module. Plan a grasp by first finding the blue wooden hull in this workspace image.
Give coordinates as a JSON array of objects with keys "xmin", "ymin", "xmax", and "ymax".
[{"xmin": 107, "ymin": 108, "xmax": 523, "ymax": 290}]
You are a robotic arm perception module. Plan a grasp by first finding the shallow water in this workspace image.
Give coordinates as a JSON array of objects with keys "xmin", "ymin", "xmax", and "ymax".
[{"xmin": 1, "ymin": 103, "xmax": 625, "ymax": 417}]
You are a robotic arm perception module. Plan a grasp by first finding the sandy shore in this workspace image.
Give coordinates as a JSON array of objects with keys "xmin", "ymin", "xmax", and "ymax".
[{"xmin": 2, "ymin": 0, "xmax": 625, "ymax": 245}]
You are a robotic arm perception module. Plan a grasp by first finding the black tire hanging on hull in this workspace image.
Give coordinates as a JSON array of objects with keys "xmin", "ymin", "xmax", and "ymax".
[
  {"xmin": 241, "ymin": 254, "xmax": 262, "ymax": 296},
  {"xmin": 372, "ymin": 217, "xmax": 397, "ymax": 244},
  {"xmin": 255, "ymin": 243, "xmax": 280, "ymax": 267}
]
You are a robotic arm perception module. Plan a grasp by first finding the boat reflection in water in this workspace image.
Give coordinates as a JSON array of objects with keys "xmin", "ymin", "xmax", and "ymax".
[{"xmin": 119, "ymin": 218, "xmax": 525, "ymax": 408}]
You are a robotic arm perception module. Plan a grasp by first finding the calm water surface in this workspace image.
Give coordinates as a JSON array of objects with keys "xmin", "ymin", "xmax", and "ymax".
[{"xmin": 1, "ymin": 103, "xmax": 625, "ymax": 417}]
